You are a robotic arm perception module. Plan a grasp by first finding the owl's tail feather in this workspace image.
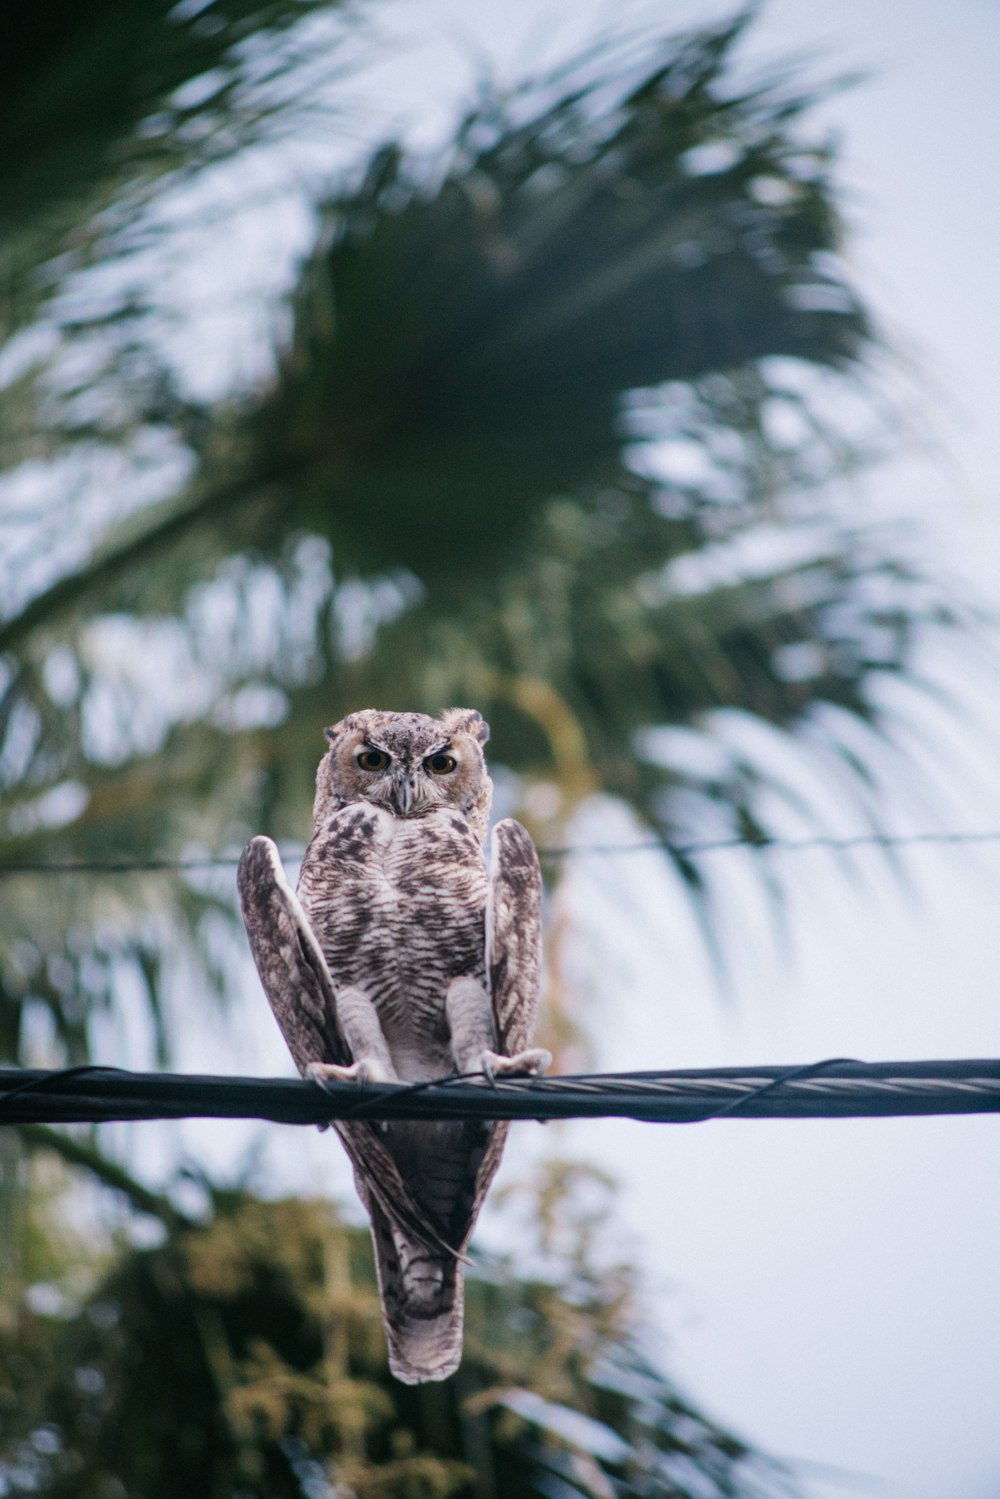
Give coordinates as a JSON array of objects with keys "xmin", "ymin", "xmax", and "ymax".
[{"xmin": 369, "ymin": 1201, "xmax": 465, "ymax": 1384}]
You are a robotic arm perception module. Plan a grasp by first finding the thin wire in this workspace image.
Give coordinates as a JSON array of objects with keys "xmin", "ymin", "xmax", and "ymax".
[
  {"xmin": 0, "ymin": 856, "xmax": 249, "ymax": 875},
  {"xmin": 331, "ymin": 1068, "xmax": 489, "ymax": 1121},
  {"xmin": 540, "ymin": 830, "xmax": 1000, "ymax": 858},
  {"xmin": 4, "ymin": 828, "xmax": 1000, "ymax": 877},
  {"xmin": 329, "ymin": 1057, "xmax": 861, "ymax": 1125},
  {"xmin": 661, "ymin": 1056, "xmax": 859, "ymax": 1124}
]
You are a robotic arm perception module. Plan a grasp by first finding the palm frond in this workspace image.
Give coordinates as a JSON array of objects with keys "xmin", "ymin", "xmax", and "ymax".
[
  {"xmin": 2, "ymin": 13, "xmax": 872, "ymax": 627},
  {"xmin": 0, "ymin": 12, "xmax": 955, "ymax": 1014}
]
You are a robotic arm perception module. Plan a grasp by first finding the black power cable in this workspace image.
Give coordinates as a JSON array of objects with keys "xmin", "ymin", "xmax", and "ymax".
[{"xmin": 0, "ymin": 1058, "xmax": 997, "ymax": 1126}]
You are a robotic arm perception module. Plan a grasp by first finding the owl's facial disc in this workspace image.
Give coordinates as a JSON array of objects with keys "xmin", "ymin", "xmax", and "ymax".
[
  {"xmin": 425, "ymin": 750, "xmax": 457, "ymax": 775},
  {"xmin": 353, "ymin": 742, "xmax": 396, "ymax": 807},
  {"xmin": 393, "ymin": 768, "xmax": 415, "ymax": 815},
  {"xmin": 357, "ymin": 745, "xmax": 391, "ymax": 773},
  {"xmin": 388, "ymin": 740, "xmax": 457, "ymax": 815}
]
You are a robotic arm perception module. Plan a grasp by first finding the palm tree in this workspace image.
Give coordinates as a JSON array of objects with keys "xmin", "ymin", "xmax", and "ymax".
[
  {"xmin": 0, "ymin": 0, "xmax": 349, "ymax": 347},
  {"xmin": 0, "ymin": 5, "xmax": 951, "ymax": 1489},
  {"xmin": 1, "ymin": 11, "xmax": 944, "ymax": 999}
]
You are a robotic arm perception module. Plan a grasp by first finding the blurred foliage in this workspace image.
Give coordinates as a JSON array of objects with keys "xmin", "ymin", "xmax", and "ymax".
[
  {"xmin": 0, "ymin": 1162, "xmax": 794, "ymax": 1498},
  {"xmin": 0, "ymin": 8, "xmax": 956, "ymax": 1074},
  {"xmin": 0, "ymin": 6, "xmax": 955, "ymax": 1488},
  {"xmin": 0, "ymin": 0, "xmax": 349, "ymax": 347},
  {"xmin": 0, "ymin": 14, "xmax": 949, "ymax": 903}
]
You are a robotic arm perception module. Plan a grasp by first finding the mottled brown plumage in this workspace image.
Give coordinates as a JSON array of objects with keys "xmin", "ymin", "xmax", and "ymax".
[{"xmin": 238, "ymin": 708, "xmax": 548, "ymax": 1383}]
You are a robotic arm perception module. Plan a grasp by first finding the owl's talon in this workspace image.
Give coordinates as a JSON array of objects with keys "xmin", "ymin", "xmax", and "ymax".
[
  {"xmin": 478, "ymin": 1047, "xmax": 551, "ymax": 1081},
  {"xmin": 306, "ymin": 1058, "xmax": 392, "ymax": 1089}
]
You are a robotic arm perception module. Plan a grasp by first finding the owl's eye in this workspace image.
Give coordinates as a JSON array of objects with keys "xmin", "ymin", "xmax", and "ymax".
[
  {"xmin": 425, "ymin": 752, "xmax": 457, "ymax": 775},
  {"xmin": 357, "ymin": 748, "xmax": 390, "ymax": 772}
]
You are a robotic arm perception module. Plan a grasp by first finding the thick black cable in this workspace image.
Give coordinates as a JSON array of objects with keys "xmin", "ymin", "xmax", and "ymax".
[
  {"xmin": 0, "ymin": 1063, "xmax": 134, "ymax": 1111},
  {"xmin": 331, "ymin": 1068, "xmax": 490, "ymax": 1121},
  {"xmin": 0, "ymin": 1059, "xmax": 997, "ymax": 1126},
  {"xmin": 323, "ymin": 1057, "xmax": 864, "ymax": 1125}
]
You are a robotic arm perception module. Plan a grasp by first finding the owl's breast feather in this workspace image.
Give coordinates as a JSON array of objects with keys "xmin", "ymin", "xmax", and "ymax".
[{"xmin": 299, "ymin": 801, "xmax": 489, "ymax": 997}]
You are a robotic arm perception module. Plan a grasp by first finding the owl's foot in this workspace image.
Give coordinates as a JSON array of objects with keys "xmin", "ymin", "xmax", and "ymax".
[
  {"xmin": 478, "ymin": 1047, "xmax": 551, "ymax": 1083},
  {"xmin": 307, "ymin": 1058, "xmax": 394, "ymax": 1088}
]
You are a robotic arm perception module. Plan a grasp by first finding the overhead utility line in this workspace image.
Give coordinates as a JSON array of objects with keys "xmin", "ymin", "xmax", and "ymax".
[
  {"xmin": 4, "ymin": 828, "xmax": 1000, "ymax": 878},
  {"xmin": 1, "ymin": 1058, "xmax": 998, "ymax": 1127}
]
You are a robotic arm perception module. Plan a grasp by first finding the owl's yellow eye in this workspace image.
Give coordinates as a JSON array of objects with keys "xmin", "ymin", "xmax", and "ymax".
[
  {"xmin": 425, "ymin": 752, "xmax": 457, "ymax": 775},
  {"xmin": 357, "ymin": 748, "xmax": 390, "ymax": 772}
]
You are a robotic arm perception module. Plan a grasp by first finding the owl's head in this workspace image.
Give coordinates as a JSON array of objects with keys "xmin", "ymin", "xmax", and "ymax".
[{"xmin": 315, "ymin": 708, "xmax": 493, "ymax": 840}]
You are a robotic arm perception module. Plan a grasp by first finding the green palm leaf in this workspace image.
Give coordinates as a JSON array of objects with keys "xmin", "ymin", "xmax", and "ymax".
[{"xmin": 0, "ymin": 12, "xmax": 951, "ymax": 1023}]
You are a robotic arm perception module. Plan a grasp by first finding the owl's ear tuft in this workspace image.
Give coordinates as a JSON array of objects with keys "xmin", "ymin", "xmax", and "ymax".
[
  {"xmin": 324, "ymin": 720, "xmax": 353, "ymax": 745},
  {"xmin": 324, "ymin": 712, "xmax": 369, "ymax": 745},
  {"xmin": 441, "ymin": 707, "xmax": 489, "ymax": 745}
]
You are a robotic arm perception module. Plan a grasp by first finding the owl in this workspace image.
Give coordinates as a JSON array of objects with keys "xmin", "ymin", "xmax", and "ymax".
[{"xmin": 237, "ymin": 707, "xmax": 549, "ymax": 1384}]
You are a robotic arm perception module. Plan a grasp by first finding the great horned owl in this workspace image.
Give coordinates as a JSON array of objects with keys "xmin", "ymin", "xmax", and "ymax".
[{"xmin": 237, "ymin": 707, "xmax": 549, "ymax": 1384}]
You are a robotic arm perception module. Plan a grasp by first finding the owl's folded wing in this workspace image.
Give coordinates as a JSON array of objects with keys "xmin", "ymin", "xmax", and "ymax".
[
  {"xmin": 238, "ymin": 835, "xmax": 459, "ymax": 1258},
  {"xmin": 485, "ymin": 817, "xmax": 544, "ymax": 1058},
  {"xmin": 238, "ymin": 835, "xmax": 350, "ymax": 1074},
  {"xmin": 450, "ymin": 817, "xmax": 545, "ymax": 1244}
]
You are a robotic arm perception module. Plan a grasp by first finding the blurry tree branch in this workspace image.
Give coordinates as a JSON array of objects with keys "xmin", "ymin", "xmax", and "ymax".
[{"xmin": 16, "ymin": 1121, "xmax": 193, "ymax": 1230}]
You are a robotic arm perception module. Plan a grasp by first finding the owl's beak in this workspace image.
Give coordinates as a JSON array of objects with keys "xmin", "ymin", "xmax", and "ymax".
[{"xmin": 393, "ymin": 775, "xmax": 416, "ymax": 815}]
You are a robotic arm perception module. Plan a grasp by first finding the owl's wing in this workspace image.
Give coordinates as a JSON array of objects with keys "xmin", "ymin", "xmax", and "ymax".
[
  {"xmin": 485, "ymin": 817, "xmax": 543, "ymax": 1057},
  {"xmin": 454, "ymin": 818, "xmax": 544, "ymax": 1244},
  {"xmin": 238, "ymin": 836, "xmax": 350, "ymax": 1073},
  {"xmin": 238, "ymin": 835, "xmax": 460, "ymax": 1259}
]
